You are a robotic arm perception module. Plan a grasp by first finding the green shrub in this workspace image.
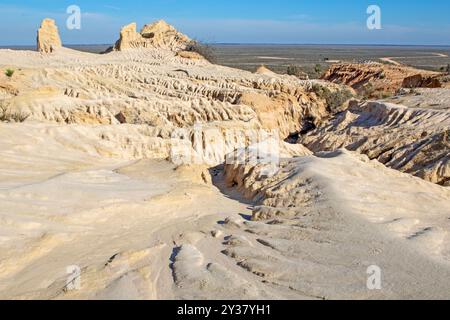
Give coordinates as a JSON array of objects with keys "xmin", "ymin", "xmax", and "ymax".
[
  {"xmin": 296, "ymin": 64, "xmax": 329, "ymax": 79},
  {"xmin": 311, "ymin": 83, "xmax": 330, "ymax": 99},
  {"xmin": 286, "ymin": 65, "xmax": 308, "ymax": 79},
  {"xmin": 361, "ymin": 83, "xmax": 375, "ymax": 99},
  {"xmin": 287, "ymin": 65, "xmax": 301, "ymax": 76},
  {"xmin": 5, "ymin": 69, "xmax": 14, "ymax": 78},
  {"xmin": 311, "ymin": 83, "xmax": 354, "ymax": 112},
  {"xmin": 378, "ymin": 91, "xmax": 392, "ymax": 99},
  {"xmin": 327, "ymin": 89, "xmax": 354, "ymax": 110},
  {"xmin": 314, "ymin": 64, "xmax": 322, "ymax": 74}
]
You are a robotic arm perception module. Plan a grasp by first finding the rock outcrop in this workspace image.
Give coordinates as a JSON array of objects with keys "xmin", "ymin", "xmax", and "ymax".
[
  {"xmin": 3, "ymin": 30, "xmax": 347, "ymax": 162},
  {"xmin": 114, "ymin": 20, "xmax": 191, "ymax": 51},
  {"xmin": 299, "ymin": 101, "xmax": 450, "ymax": 186},
  {"xmin": 176, "ymin": 50, "xmax": 204, "ymax": 60},
  {"xmin": 322, "ymin": 63, "xmax": 442, "ymax": 97},
  {"xmin": 402, "ymin": 74, "xmax": 442, "ymax": 89},
  {"xmin": 37, "ymin": 19, "xmax": 62, "ymax": 53}
]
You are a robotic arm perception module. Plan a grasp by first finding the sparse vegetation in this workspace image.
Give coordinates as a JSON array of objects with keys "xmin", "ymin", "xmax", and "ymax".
[
  {"xmin": 185, "ymin": 40, "xmax": 217, "ymax": 63},
  {"xmin": 298, "ymin": 64, "xmax": 329, "ymax": 79},
  {"xmin": 209, "ymin": 46, "xmax": 449, "ymax": 77},
  {"xmin": 5, "ymin": 69, "xmax": 15, "ymax": 78},
  {"xmin": 0, "ymin": 102, "xmax": 7, "ymax": 121},
  {"xmin": 314, "ymin": 64, "xmax": 322, "ymax": 75},
  {"xmin": 439, "ymin": 64, "xmax": 450, "ymax": 73},
  {"xmin": 311, "ymin": 83, "xmax": 329, "ymax": 99},
  {"xmin": 378, "ymin": 91, "xmax": 393, "ymax": 99},
  {"xmin": 287, "ymin": 65, "xmax": 301, "ymax": 76},
  {"xmin": 326, "ymin": 89, "xmax": 354, "ymax": 111},
  {"xmin": 361, "ymin": 82, "xmax": 376, "ymax": 99},
  {"xmin": 0, "ymin": 101, "xmax": 30, "ymax": 122},
  {"xmin": 311, "ymin": 83, "xmax": 354, "ymax": 112},
  {"xmin": 286, "ymin": 65, "xmax": 308, "ymax": 79}
]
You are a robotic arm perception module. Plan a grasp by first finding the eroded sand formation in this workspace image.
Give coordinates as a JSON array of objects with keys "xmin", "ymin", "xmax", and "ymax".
[
  {"xmin": 37, "ymin": 19, "xmax": 62, "ymax": 54},
  {"xmin": 114, "ymin": 20, "xmax": 191, "ymax": 52},
  {"xmin": 300, "ymin": 101, "xmax": 450, "ymax": 186},
  {"xmin": 0, "ymin": 19, "xmax": 449, "ymax": 300},
  {"xmin": 323, "ymin": 63, "xmax": 443, "ymax": 97}
]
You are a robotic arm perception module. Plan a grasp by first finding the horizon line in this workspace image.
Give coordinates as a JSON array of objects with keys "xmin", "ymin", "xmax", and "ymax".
[{"xmin": 1, "ymin": 43, "xmax": 450, "ymax": 48}]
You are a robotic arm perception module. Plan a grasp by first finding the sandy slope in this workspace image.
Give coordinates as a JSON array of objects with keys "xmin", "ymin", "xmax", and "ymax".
[
  {"xmin": 387, "ymin": 88, "xmax": 450, "ymax": 110},
  {"xmin": 0, "ymin": 125, "xmax": 249, "ymax": 299},
  {"xmin": 224, "ymin": 149, "xmax": 450, "ymax": 299},
  {"xmin": 0, "ymin": 127, "xmax": 449, "ymax": 299}
]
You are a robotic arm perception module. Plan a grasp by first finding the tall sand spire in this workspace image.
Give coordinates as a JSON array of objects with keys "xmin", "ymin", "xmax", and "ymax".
[{"xmin": 37, "ymin": 18, "xmax": 62, "ymax": 53}]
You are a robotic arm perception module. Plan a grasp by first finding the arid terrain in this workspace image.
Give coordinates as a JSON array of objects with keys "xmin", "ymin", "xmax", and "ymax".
[
  {"xmin": 213, "ymin": 44, "xmax": 450, "ymax": 75},
  {"xmin": 4, "ymin": 44, "xmax": 449, "ymax": 77},
  {"xmin": 0, "ymin": 19, "xmax": 449, "ymax": 300}
]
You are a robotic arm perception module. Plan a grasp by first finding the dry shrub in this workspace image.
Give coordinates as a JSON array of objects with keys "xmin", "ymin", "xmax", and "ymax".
[
  {"xmin": 311, "ymin": 83, "xmax": 354, "ymax": 112},
  {"xmin": 0, "ymin": 101, "xmax": 29, "ymax": 122},
  {"xmin": 184, "ymin": 40, "xmax": 216, "ymax": 63}
]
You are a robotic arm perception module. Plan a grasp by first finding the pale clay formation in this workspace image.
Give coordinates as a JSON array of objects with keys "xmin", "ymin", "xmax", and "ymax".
[{"xmin": 0, "ymin": 19, "xmax": 449, "ymax": 300}]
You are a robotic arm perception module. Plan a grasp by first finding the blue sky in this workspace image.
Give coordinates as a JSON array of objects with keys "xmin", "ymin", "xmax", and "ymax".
[{"xmin": 1, "ymin": 0, "xmax": 449, "ymax": 45}]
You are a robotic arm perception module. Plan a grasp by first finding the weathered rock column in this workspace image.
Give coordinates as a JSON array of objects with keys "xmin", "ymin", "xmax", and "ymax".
[{"xmin": 37, "ymin": 19, "xmax": 62, "ymax": 53}]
